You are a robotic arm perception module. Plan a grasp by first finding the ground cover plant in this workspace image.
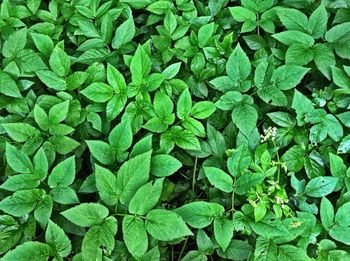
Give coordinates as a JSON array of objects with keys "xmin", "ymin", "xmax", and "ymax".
[{"xmin": 1, "ymin": 0, "xmax": 350, "ymax": 260}]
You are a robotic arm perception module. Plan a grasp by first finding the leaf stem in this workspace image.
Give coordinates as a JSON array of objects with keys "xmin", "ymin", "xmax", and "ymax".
[
  {"xmin": 192, "ymin": 157, "xmax": 198, "ymax": 191},
  {"xmin": 177, "ymin": 237, "xmax": 188, "ymax": 261},
  {"xmin": 272, "ymin": 140, "xmax": 281, "ymax": 184}
]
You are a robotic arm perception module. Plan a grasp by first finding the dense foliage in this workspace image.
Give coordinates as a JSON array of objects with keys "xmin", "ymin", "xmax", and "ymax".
[{"xmin": 1, "ymin": 0, "xmax": 350, "ymax": 260}]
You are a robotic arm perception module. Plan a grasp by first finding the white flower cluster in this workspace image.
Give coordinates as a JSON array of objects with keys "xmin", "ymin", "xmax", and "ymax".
[{"xmin": 260, "ymin": 126, "xmax": 277, "ymax": 143}]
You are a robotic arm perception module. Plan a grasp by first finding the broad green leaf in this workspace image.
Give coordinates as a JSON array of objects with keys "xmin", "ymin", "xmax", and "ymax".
[
  {"xmin": 278, "ymin": 245, "xmax": 311, "ymax": 261},
  {"xmin": 122, "ymin": 216, "xmax": 148, "ymax": 258},
  {"xmin": 112, "ymin": 16, "xmax": 135, "ymax": 49},
  {"xmin": 49, "ymin": 47, "xmax": 70, "ymax": 77},
  {"xmin": 272, "ymin": 31, "xmax": 314, "ymax": 46},
  {"xmin": 45, "ymin": 220, "xmax": 71, "ymax": 257},
  {"xmin": 191, "ymin": 101, "xmax": 216, "ymax": 119},
  {"xmin": 227, "ymin": 145, "xmax": 251, "ymax": 177},
  {"xmin": 231, "ymin": 102, "xmax": 257, "ymax": 136},
  {"xmin": 1, "ymin": 242, "xmax": 52, "ymax": 261},
  {"xmin": 0, "ymin": 174, "xmax": 39, "ymax": 191},
  {"xmin": 229, "ymin": 7, "xmax": 256, "ymax": 22},
  {"xmin": 282, "ymin": 145, "xmax": 304, "ymax": 172},
  {"xmin": 276, "ymin": 8, "xmax": 308, "ymax": 31},
  {"xmin": 0, "ymin": 71, "xmax": 21, "ymax": 97},
  {"xmin": 329, "ymin": 225, "xmax": 350, "ymax": 245},
  {"xmin": 5, "ymin": 143, "xmax": 33, "ymax": 173},
  {"xmin": 175, "ymin": 201, "xmax": 225, "ymax": 228},
  {"xmin": 116, "ymin": 151, "xmax": 152, "ymax": 205},
  {"xmin": 335, "ymin": 202, "xmax": 350, "ymax": 227},
  {"xmin": 304, "ymin": 177, "xmax": 338, "ymax": 197},
  {"xmin": 309, "ymin": 5, "xmax": 328, "ymax": 38},
  {"xmin": 31, "ymin": 33, "xmax": 54, "ymax": 55},
  {"xmin": 198, "ymin": 22, "xmax": 214, "ymax": 48},
  {"xmin": 129, "ymin": 179, "xmax": 163, "ymax": 215},
  {"xmin": 61, "ymin": 203, "xmax": 109, "ymax": 227},
  {"xmin": 150, "ymin": 154, "xmax": 182, "ymax": 177},
  {"xmin": 81, "ymin": 82, "xmax": 114, "ymax": 102},
  {"xmin": 36, "ymin": 70, "xmax": 67, "ymax": 90},
  {"xmin": 109, "ymin": 120, "xmax": 133, "ymax": 153},
  {"xmin": 145, "ymin": 209, "xmax": 193, "ymax": 241},
  {"xmin": 203, "ymin": 167, "xmax": 233, "ymax": 192},
  {"xmin": 48, "ymin": 156, "xmax": 75, "ymax": 188},
  {"xmin": 292, "ymin": 90, "xmax": 314, "ymax": 126},
  {"xmin": 313, "ymin": 44, "xmax": 335, "ymax": 80},
  {"xmin": 86, "ymin": 140, "xmax": 114, "ymax": 165},
  {"xmin": 226, "ymin": 44, "xmax": 251, "ymax": 83},
  {"xmin": 0, "ymin": 189, "xmax": 44, "ymax": 217},
  {"xmin": 214, "ymin": 217, "xmax": 234, "ymax": 251},
  {"xmin": 2, "ymin": 28, "xmax": 27, "ymax": 58},
  {"xmin": 320, "ymin": 197, "xmax": 334, "ymax": 230},
  {"xmin": 50, "ymin": 187, "xmax": 79, "ymax": 205},
  {"xmin": 34, "ymin": 195, "xmax": 53, "ymax": 228},
  {"xmin": 95, "ymin": 164, "xmax": 118, "ymax": 205},
  {"xmin": 177, "ymin": 88, "xmax": 192, "ymax": 120},
  {"xmin": 235, "ymin": 173, "xmax": 264, "ymax": 195},
  {"xmin": 48, "ymin": 100, "xmax": 70, "ymax": 124},
  {"xmin": 217, "ymin": 239, "xmax": 253, "ymax": 260},
  {"xmin": 130, "ymin": 45, "xmax": 152, "ymax": 84}
]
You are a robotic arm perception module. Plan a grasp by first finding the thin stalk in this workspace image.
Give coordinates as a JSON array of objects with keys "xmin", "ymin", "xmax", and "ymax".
[
  {"xmin": 272, "ymin": 140, "xmax": 281, "ymax": 184},
  {"xmin": 192, "ymin": 157, "xmax": 198, "ymax": 191},
  {"xmin": 177, "ymin": 237, "xmax": 188, "ymax": 261}
]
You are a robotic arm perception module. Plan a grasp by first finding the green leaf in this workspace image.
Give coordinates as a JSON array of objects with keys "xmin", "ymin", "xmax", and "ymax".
[
  {"xmin": 235, "ymin": 173, "xmax": 264, "ymax": 195},
  {"xmin": 34, "ymin": 105, "xmax": 50, "ymax": 131},
  {"xmin": 309, "ymin": 4, "xmax": 328, "ymax": 38},
  {"xmin": 332, "ymin": 66, "xmax": 350, "ymax": 89},
  {"xmin": 34, "ymin": 194, "xmax": 53, "ymax": 228},
  {"xmin": 329, "ymin": 225, "xmax": 350, "ymax": 245},
  {"xmin": 130, "ymin": 45, "xmax": 152, "ymax": 84},
  {"xmin": 335, "ymin": 202, "xmax": 350, "ymax": 227},
  {"xmin": 2, "ymin": 28, "xmax": 27, "ymax": 58},
  {"xmin": 45, "ymin": 220, "xmax": 71, "ymax": 257},
  {"xmin": 0, "ymin": 71, "xmax": 21, "ymax": 97},
  {"xmin": 48, "ymin": 100, "xmax": 70, "ymax": 124},
  {"xmin": 48, "ymin": 156, "xmax": 75, "ymax": 188},
  {"xmin": 81, "ymin": 217, "xmax": 118, "ymax": 260},
  {"xmin": 217, "ymin": 239, "xmax": 253, "ymax": 260},
  {"xmin": 338, "ymin": 135, "xmax": 350, "ymax": 154},
  {"xmin": 271, "ymin": 65, "xmax": 309, "ymax": 90},
  {"xmin": 109, "ymin": 120, "xmax": 133, "ymax": 153},
  {"xmin": 276, "ymin": 8, "xmax": 308, "ymax": 31},
  {"xmin": 81, "ymin": 82, "xmax": 114, "ymax": 102},
  {"xmin": 49, "ymin": 47, "xmax": 70, "ymax": 77},
  {"xmin": 329, "ymin": 153, "xmax": 346, "ymax": 178},
  {"xmin": 278, "ymin": 245, "xmax": 311, "ymax": 261},
  {"xmin": 0, "ymin": 189, "xmax": 44, "ymax": 217},
  {"xmin": 229, "ymin": 7, "xmax": 256, "ymax": 22},
  {"xmin": 320, "ymin": 197, "xmax": 334, "ymax": 230},
  {"xmin": 272, "ymin": 31, "xmax": 314, "ymax": 46},
  {"xmin": 150, "ymin": 154, "xmax": 182, "ymax": 177},
  {"xmin": 282, "ymin": 145, "xmax": 304, "ymax": 172},
  {"xmin": 162, "ymin": 62, "xmax": 181, "ymax": 79},
  {"xmin": 61, "ymin": 203, "xmax": 109, "ymax": 227},
  {"xmin": 177, "ymin": 88, "xmax": 192, "ymax": 120},
  {"xmin": 1, "ymin": 242, "xmax": 52, "ymax": 261},
  {"xmin": 231, "ymin": 102, "xmax": 257, "ymax": 136},
  {"xmin": 191, "ymin": 101, "xmax": 216, "ymax": 119},
  {"xmin": 50, "ymin": 187, "xmax": 79, "ymax": 205},
  {"xmin": 112, "ymin": 16, "xmax": 135, "ymax": 49},
  {"xmin": 0, "ymin": 174, "xmax": 39, "ymax": 191},
  {"xmin": 254, "ymin": 202, "xmax": 267, "ymax": 222},
  {"xmin": 154, "ymin": 91, "xmax": 174, "ymax": 117},
  {"xmin": 116, "ymin": 151, "xmax": 152, "ymax": 205},
  {"xmin": 313, "ymin": 44, "xmax": 335, "ymax": 80},
  {"xmin": 31, "ymin": 33, "xmax": 54, "ymax": 55},
  {"xmin": 198, "ymin": 22, "xmax": 215, "ymax": 48},
  {"xmin": 226, "ymin": 44, "xmax": 251, "ymax": 83},
  {"xmin": 175, "ymin": 201, "xmax": 225, "ymax": 228},
  {"xmin": 5, "ymin": 143, "xmax": 33, "ymax": 173},
  {"xmin": 292, "ymin": 90, "xmax": 314, "ymax": 126},
  {"xmin": 95, "ymin": 164, "xmax": 118, "ymax": 206},
  {"xmin": 267, "ymin": 112, "xmax": 295, "ymax": 127},
  {"xmin": 145, "ymin": 209, "xmax": 193, "ymax": 241},
  {"xmin": 86, "ymin": 140, "xmax": 114, "ymax": 165},
  {"xmin": 36, "ymin": 70, "xmax": 67, "ymax": 90},
  {"xmin": 214, "ymin": 217, "xmax": 234, "ymax": 251},
  {"xmin": 27, "ymin": 0, "xmax": 41, "ymax": 14},
  {"xmin": 203, "ymin": 167, "xmax": 233, "ymax": 193},
  {"xmin": 285, "ymin": 44, "xmax": 314, "ymax": 65},
  {"xmin": 2, "ymin": 123, "xmax": 40, "ymax": 143},
  {"xmin": 129, "ymin": 179, "xmax": 163, "ymax": 215},
  {"xmin": 122, "ymin": 216, "xmax": 148, "ymax": 258},
  {"xmin": 227, "ymin": 145, "xmax": 251, "ymax": 177},
  {"xmin": 304, "ymin": 177, "xmax": 338, "ymax": 197}
]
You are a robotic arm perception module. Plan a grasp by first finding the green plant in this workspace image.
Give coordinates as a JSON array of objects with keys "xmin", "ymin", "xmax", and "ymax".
[{"xmin": 1, "ymin": 0, "xmax": 350, "ymax": 260}]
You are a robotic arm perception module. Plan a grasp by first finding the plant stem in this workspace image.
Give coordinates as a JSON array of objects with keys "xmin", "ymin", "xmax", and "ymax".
[
  {"xmin": 177, "ymin": 237, "xmax": 188, "ymax": 261},
  {"xmin": 192, "ymin": 157, "xmax": 198, "ymax": 191},
  {"xmin": 272, "ymin": 140, "xmax": 281, "ymax": 184}
]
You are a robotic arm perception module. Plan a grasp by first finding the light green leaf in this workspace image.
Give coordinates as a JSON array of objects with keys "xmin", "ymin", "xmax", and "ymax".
[
  {"xmin": 198, "ymin": 22, "xmax": 215, "ymax": 48},
  {"xmin": 48, "ymin": 156, "xmax": 75, "ymax": 188},
  {"xmin": 95, "ymin": 164, "xmax": 118, "ymax": 206},
  {"xmin": 45, "ymin": 220, "xmax": 71, "ymax": 257},
  {"xmin": 214, "ymin": 217, "xmax": 234, "ymax": 251},
  {"xmin": 203, "ymin": 167, "xmax": 233, "ymax": 193},
  {"xmin": 150, "ymin": 154, "xmax": 182, "ymax": 177},
  {"xmin": 175, "ymin": 201, "xmax": 225, "ymax": 228},
  {"xmin": 48, "ymin": 100, "xmax": 70, "ymax": 124},
  {"xmin": 109, "ymin": 120, "xmax": 133, "ymax": 153},
  {"xmin": 129, "ymin": 179, "xmax": 163, "ymax": 215},
  {"xmin": 145, "ymin": 209, "xmax": 193, "ymax": 241},
  {"xmin": 2, "ymin": 28, "xmax": 27, "ymax": 58},
  {"xmin": 49, "ymin": 47, "xmax": 70, "ymax": 77},
  {"xmin": 5, "ymin": 143, "xmax": 33, "ymax": 173},
  {"xmin": 81, "ymin": 82, "xmax": 114, "ymax": 102},
  {"xmin": 61, "ymin": 203, "xmax": 109, "ymax": 227},
  {"xmin": 123, "ymin": 216, "xmax": 148, "ymax": 258},
  {"xmin": 130, "ymin": 45, "xmax": 152, "ymax": 84},
  {"xmin": 0, "ymin": 71, "xmax": 21, "ymax": 97},
  {"xmin": 116, "ymin": 151, "xmax": 152, "ymax": 205},
  {"xmin": 177, "ymin": 88, "xmax": 192, "ymax": 120},
  {"xmin": 309, "ymin": 4, "xmax": 328, "ymax": 38},
  {"xmin": 191, "ymin": 101, "xmax": 216, "ymax": 119},
  {"xmin": 86, "ymin": 140, "xmax": 114, "ymax": 165},
  {"xmin": 1, "ymin": 242, "xmax": 52, "ymax": 261},
  {"xmin": 226, "ymin": 44, "xmax": 251, "ymax": 83},
  {"xmin": 112, "ymin": 16, "xmax": 135, "ymax": 49},
  {"xmin": 305, "ymin": 177, "xmax": 338, "ymax": 197}
]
